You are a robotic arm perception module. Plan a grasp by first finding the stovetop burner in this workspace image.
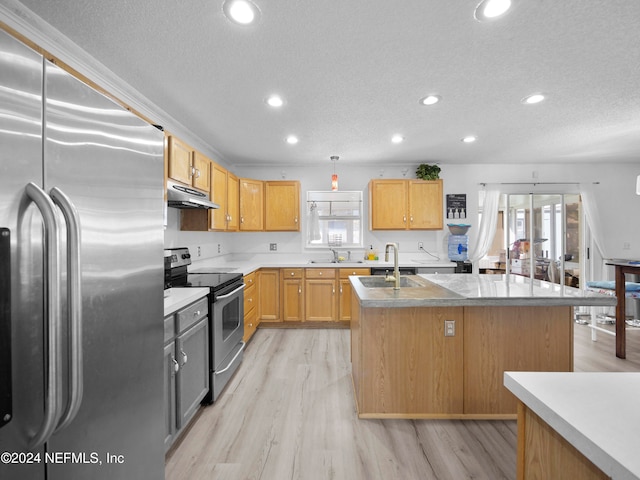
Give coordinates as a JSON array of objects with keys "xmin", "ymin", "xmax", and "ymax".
[{"xmin": 164, "ymin": 247, "xmax": 242, "ymax": 292}]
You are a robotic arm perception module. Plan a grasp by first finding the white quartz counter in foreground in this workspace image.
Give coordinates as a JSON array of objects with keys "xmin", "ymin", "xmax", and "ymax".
[
  {"xmin": 350, "ymin": 273, "xmax": 617, "ymax": 308},
  {"xmin": 504, "ymin": 372, "xmax": 640, "ymax": 480},
  {"xmin": 164, "ymin": 287, "xmax": 209, "ymax": 316}
]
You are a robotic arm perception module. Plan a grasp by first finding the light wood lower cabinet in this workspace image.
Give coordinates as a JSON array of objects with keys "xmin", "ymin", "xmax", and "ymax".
[
  {"xmin": 243, "ymin": 271, "xmax": 259, "ymax": 342},
  {"xmin": 258, "ymin": 269, "xmax": 280, "ymax": 323},
  {"xmin": 305, "ymin": 268, "xmax": 337, "ymax": 321},
  {"xmin": 338, "ymin": 268, "xmax": 370, "ymax": 321},
  {"xmin": 282, "ymin": 268, "xmax": 304, "ymax": 321}
]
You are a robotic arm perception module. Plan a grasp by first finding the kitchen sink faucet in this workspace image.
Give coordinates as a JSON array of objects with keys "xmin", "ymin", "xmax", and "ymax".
[{"xmin": 384, "ymin": 242, "xmax": 400, "ymax": 289}]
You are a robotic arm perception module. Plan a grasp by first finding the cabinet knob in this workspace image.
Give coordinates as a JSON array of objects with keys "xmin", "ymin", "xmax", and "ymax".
[
  {"xmin": 193, "ymin": 310, "xmax": 200, "ymax": 317},
  {"xmin": 403, "ymin": 215, "xmax": 407, "ymax": 223},
  {"xmin": 294, "ymin": 217, "xmax": 298, "ymax": 223},
  {"xmin": 248, "ymin": 298, "xmax": 252, "ymax": 303},
  {"xmin": 181, "ymin": 350, "xmax": 188, "ymax": 365},
  {"xmin": 291, "ymin": 272, "xmax": 295, "ymax": 276},
  {"xmin": 319, "ymin": 272, "xmax": 323, "ymax": 276}
]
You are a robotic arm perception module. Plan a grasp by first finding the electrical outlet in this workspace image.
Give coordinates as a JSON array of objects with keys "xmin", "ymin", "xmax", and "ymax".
[
  {"xmin": 444, "ymin": 320, "xmax": 455, "ymax": 337},
  {"xmin": 623, "ymin": 242, "xmax": 631, "ymax": 250},
  {"xmin": 418, "ymin": 241, "xmax": 423, "ymax": 250},
  {"xmin": 197, "ymin": 246, "xmax": 201, "ymax": 257},
  {"xmin": 270, "ymin": 243, "xmax": 277, "ymax": 251},
  {"xmin": 217, "ymin": 244, "xmax": 221, "ymax": 254}
]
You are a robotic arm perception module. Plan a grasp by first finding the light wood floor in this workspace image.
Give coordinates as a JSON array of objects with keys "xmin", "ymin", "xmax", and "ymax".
[{"xmin": 165, "ymin": 322, "xmax": 640, "ymax": 480}]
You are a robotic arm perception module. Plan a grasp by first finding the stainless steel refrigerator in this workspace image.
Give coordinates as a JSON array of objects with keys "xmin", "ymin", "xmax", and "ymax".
[{"xmin": 0, "ymin": 29, "xmax": 166, "ymax": 479}]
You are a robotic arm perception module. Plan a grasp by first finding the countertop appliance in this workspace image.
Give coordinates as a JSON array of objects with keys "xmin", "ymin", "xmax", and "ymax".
[
  {"xmin": 165, "ymin": 248, "xmax": 245, "ymax": 403},
  {"xmin": 0, "ymin": 30, "xmax": 165, "ymax": 479}
]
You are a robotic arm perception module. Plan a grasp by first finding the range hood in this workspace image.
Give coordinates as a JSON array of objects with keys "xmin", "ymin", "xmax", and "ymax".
[{"xmin": 167, "ymin": 180, "xmax": 219, "ymax": 209}]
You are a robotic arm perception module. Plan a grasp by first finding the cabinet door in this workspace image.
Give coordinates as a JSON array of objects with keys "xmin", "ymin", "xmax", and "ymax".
[
  {"xmin": 305, "ymin": 279, "xmax": 336, "ymax": 321},
  {"xmin": 338, "ymin": 268, "xmax": 370, "ymax": 321},
  {"xmin": 168, "ymin": 135, "xmax": 193, "ymax": 185},
  {"xmin": 408, "ymin": 180, "xmax": 443, "ymax": 229},
  {"xmin": 258, "ymin": 269, "xmax": 280, "ymax": 322},
  {"xmin": 369, "ymin": 179, "xmax": 408, "ymax": 229},
  {"xmin": 239, "ymin": 178, "xmax": 264, "ymax": 231},
  {"xmin": 282, "ymin": 269, "xmax": 304, "ymax": 321},
  {"xmin": 192, "ymin": 150, "xmax": 211, "ymax": 191},
  {"xmin": 265, "ymin": 181, "xmax": 300, "ymax": 231},
  {"xmin": 210, "ymin": 162, "xmax": 228, "ymax": 231},
  {"xmin": 226, "ymin": 172, "xmax": 239, "ymax": 231},
  {"xmin": 163, "ymin": 342, "xmax": 177, "ymax": 452},
  {"xmin": 176, "ymin": 319, "xmax": 209, "ymax": 429}
]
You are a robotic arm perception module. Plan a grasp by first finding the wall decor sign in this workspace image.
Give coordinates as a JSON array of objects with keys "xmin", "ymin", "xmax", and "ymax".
[{"xmin": 446, "ymin": 194, "xmax": 467, "ymax": 219}]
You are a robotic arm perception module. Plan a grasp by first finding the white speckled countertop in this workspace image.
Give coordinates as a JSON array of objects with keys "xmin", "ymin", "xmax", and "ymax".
[
  {"xmin": 504, "ymin": 372, "xmax": 640, "ymax": 480},
  {"xmin": 187, "ymin": 253, "xmax": 457, "ymax": 276},
  {"xmin": 350, "ymin": 273, "xmax": 617, "ymax": 307},
  {"xmin": 164, "ymin": 287, "xmax": 209, "ymax": 316}
]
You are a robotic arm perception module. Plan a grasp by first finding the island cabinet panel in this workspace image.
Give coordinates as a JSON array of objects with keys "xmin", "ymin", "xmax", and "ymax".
[
  {"xmin": 355, "ymin": 306, "xmax": 464, "ymax": 416},
  {"xmin": 518, "ymin": 403, "xmax": 608, "ymax": 480},
  {"xmin": 463, "ymin": 306, "xmax": 573, "ymax": 415}
]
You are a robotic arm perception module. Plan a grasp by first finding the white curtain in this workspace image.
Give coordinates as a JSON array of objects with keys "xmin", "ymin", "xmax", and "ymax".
[
  {"xmin": 469, "ymin": 188, "xmax": 501, "ymax": 263},
  {"xmin": 579, "ymin": 182, "xmax": 607, "ymax": 259}
]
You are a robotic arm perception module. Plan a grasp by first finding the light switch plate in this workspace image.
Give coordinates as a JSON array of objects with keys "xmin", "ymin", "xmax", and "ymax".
[{"xmin": 445, "ymin": 320, "xmax": 455, "ymax": 337}]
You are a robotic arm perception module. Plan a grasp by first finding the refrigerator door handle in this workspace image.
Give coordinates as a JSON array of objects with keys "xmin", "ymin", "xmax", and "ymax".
[
  {"xmin": 25, "ymin": 182, "xmax": 63, "ymax": 449},
  {"xmin": 50, "ymin": 187, "xmax": 83, "ymax": 432}
]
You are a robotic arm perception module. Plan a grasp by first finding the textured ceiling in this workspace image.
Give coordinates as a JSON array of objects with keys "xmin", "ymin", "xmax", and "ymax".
[{"xmin": 7, "ymin": 0, "xmax": 640, "ymax": 167}]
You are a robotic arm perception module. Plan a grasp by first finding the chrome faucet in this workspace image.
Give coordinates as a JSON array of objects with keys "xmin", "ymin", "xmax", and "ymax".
[
  {"xmin": 330, "ymin": 248, "xmax": 339, "ymax": 263},
  {"xmin": 384, "ymin": 242, "xmax": 400, "ymax": 289}
]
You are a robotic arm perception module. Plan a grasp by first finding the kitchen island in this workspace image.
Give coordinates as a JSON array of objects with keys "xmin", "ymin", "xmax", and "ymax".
[{"xmin": 349, "ymin": 274, "xmax": 616, "ymax": 419}]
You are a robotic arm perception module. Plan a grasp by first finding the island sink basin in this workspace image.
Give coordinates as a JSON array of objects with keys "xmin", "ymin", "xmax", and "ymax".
[{"xmin": 359, "ymin": 276, "xmax": 423, "ymax": 288}]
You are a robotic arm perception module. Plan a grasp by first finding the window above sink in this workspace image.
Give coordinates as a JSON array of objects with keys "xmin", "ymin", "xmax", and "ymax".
[{"xmin": 306, "ymin": 191, "xmax": 363, "ymax": 249}]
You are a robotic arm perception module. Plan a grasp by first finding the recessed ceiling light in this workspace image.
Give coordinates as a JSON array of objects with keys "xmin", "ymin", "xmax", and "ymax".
[
  {"xmin": 285, "ymin": 135, "xmax": 298, "ymax": 144},
  {"xmin": 474, "ymin": 0, "xmax": 511, "ymax": 21},
  {"xmin": 462, "ymin": 136, "xmax": 477, "ymax": 143},
  {"xmin": 266, "ymin": 95, "xmax": 284, "ymax": 107},
  {"xmin": 521, "ymin": 93, "xmax": 546, "ymax": 105},
  {"xmin": 419, "ymin": 95, "xmax": 441, "ymax": 106},
  {"xmin": 223, "ymin": 0, "xmax": 260, "ymax": 25},
  {"xmin": 391, "ymin": 135, "xmax": 404, "ymax": 144}
]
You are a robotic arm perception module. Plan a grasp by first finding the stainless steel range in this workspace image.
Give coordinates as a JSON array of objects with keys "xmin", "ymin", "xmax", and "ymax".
[{"xmin": 165, "ymin": 248, "xmax": 245, "ymax": 403}]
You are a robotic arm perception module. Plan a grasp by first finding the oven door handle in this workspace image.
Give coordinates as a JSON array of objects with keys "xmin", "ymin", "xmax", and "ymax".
[
  {"xmin": 215, "ymin": 283, "xmax": 245, "ymax": 300},
  {"xmin": 215, "ymin": 342, "xmax": 245, "ymax": 375}
]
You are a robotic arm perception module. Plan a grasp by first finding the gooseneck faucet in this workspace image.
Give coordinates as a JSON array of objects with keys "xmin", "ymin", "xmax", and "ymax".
[{"xmin": 384, "ymin": 242, "xmax": 400, "ymax": 290}]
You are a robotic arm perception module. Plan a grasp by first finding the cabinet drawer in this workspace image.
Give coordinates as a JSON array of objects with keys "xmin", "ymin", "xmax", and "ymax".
[
  {"xmin": 164, "ymin": 314, "xmax": 175, "ymax": 344},
  {"xmin": 244, "ymin": 283, "xmax": 257, "ymax": 315},
  {"xmin": 177, "ymin": 297, "xmax": 209, "ymax": 333},
  {"xmin": 244, "ymin": 270, "xmax": 257, "ymax": 288},
  {"xmin": 282, "ymin": 268, "xmax": 303, "ymax": 279},
  {"xmin": 244, "ymin": 307, "xmax": 258, "ymax": 343},
  {"xmin": 339, "ymin": 268, "xmax": 370, "ymax": 278},
  {"xmin": 305, "ymin": 268, "xmax": 336, "ymax": 279}
]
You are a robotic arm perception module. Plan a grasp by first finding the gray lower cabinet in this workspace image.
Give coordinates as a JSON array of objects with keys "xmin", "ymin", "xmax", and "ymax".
[{"xmin": 164, "ymin": 297, "xmax": 209, "ymax": 452}]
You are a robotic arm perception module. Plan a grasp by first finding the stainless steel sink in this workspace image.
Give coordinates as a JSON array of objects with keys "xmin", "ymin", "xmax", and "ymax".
[{"xmin": 358, "ymin": 276, "xmax": 423, "ymax": 288}]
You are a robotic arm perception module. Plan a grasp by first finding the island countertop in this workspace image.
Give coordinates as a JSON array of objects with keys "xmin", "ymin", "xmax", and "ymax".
[{"xmin": 350, "ymin": 273, "xmax": 617, "ymax": 308}]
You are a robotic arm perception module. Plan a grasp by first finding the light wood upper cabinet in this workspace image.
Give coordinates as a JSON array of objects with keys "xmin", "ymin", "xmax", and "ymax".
[
  {"xmin": 239, "ymin": 178, "xmax": 264, "ymax": 231},
  {"xmin": 192, "ymin": 151, "xmax": 211, "ymax": 192},
  {"xmin": 168, "ymin": 136, "xmax": 193, "ymax": 186},
  {"xmin": 369, "ymin": 179, "xmax": 443, "ymax": 230},
  {"xmin": 167, "ymin": 135, "xmax": 212, "ymax": 193},
  {"xmin": 226, "ymin": 172, "xmax": 239, "ymax": 231},
  {"xmin": 265, "ymin": 181, "xmax": 300, "ymax": 231},
  {"xmin": 209, "ymin": 162, "xmax": 228, "ymax": 231},
  {"xmin": 408, "ymin": 180, "xmax": 443, "ymax": 229}
]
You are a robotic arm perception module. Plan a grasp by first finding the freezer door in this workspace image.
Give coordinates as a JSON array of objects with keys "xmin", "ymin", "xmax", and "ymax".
[
  {"xmin": 43, "ymin": 61, "xmax": 166, "ymax": 479},
  {"xmin": 0, "ymin": 29, "xmax": 46, "ymax": 480}
]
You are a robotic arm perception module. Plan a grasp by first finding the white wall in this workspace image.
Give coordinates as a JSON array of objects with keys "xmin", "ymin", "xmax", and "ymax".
[{"xmin": 165, "ymin": 162, "xmax": 640, "ymax": 264}]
